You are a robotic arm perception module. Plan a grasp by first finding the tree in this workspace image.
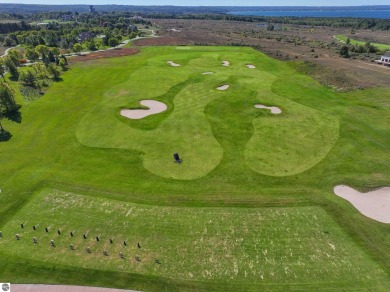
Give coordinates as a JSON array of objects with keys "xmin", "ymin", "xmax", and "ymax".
[
  {"xmin": 86, "ymin": 40, "xmax": 97, "ymax": 51},
  {"xmin": 0, "ymin": 59, "xmax": 5, "ymax": 81},
  {"xmin": 108, "ymin": 37, "xmax": 119, "ymax": 47},
  {"xmin": 339, "ymin": 46, "xmax": 349, "ymax": 58},
  {"xmin": 59, "ymin": 58, "xmax": 67, "ymax": 71},
  {"xmin": 48, "ymin": 50, "xmax": 55, "ymax": 62},
  {"xmin": 50, "ymin": 47, "xmax": 60, "ymax": 57},
  {"xmin": 0, "ymin": 107, "xmax": 4, "ymax": 133},
  {"xmin": 346, "ymin": 37, "xmax": 350, "ymax": 45},
  {"xmin": 20, "ymin": 70, "xmax": 38, "ymax": 88},
  {"xmin": 8, "ymin": 49, "xmax": 23, "ymax": 63},
  {"xmin": 73, "ymin": 43, "xmax": 82, "ymax": 54},
  {"xmin": 0, "ymin": 82, "xmax": 17, "ymax": 137},
  {"xmin": 0, "ymin": 82, "xmax": 17, "ymax": 112},
  {"xmin": 47, "ymin": 64, "xmax": 61, "ymax": 81},
  {"xmin": 3, "ymin": 36, "xmax": 16, "ymax": 47},
  {"xmin": 4, "ymin": 57, "xmax": 19, "ymax": 79},
  {"xmin": 35, "ymin": 44, "xmax": 49, "ymax": 57},
  {"xmin": 267, "ymin": 23, "xmax": 274, "ymax": 31},
  {"xmin": 41, "ymin": 53, "xmax": 50, "ymax": 67},
  {"xmin": 25, "ymin": 48, "xmax": 39, "ymax": 62}
]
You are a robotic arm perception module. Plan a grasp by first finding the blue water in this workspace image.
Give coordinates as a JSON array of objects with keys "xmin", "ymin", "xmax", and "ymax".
[{"xmin": 229, "ymin": 10, "xmax": 390, "ymax": 19}]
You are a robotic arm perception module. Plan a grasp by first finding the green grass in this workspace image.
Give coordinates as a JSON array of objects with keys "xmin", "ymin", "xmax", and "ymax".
[
  {"xmin": 0, "ymin": 46, "xmax": 389, "ymax": 290},
  {"xmin": 0, "ymin": 189, "xmax": 387, "ymax": 288},
  {"xmin": 76, "ymin": 49, "xmax": 339, "ymax": 178},
  {"xmin": 335, "ymin": 35, "xmax": 390, "ymax": 51}
]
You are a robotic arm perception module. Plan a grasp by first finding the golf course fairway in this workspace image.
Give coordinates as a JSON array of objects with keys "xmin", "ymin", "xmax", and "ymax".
[{"xmin": 0, "ymin": 46, "xmax": 389, "ymax": 291}]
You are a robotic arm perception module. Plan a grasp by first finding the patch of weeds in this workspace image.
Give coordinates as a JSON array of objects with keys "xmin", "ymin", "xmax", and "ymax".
[{"xmin": 20, "ymin": 86, "xmax": 44, "ymax": 103}]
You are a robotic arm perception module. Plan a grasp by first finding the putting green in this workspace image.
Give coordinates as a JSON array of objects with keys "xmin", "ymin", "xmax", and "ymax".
[
  {"xmin": 76, "ymin": 48, "xmax": 339, "ymax": 179},
  {"xmin": 0, "ymin": 189, "xmax": 386, "ymax": 285}
]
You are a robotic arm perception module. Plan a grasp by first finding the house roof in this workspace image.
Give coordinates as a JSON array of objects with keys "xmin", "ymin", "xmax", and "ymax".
[{"xmin": 384, "ymin": 53, "xmax": 390, "ymax": 57}]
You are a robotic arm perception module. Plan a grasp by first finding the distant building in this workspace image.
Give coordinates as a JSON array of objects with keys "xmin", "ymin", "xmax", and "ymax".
[
  {"xmin": 78, "ymin": 31, "xmax": 95, "ymax": 42},
  {"xmin": 89, "ymin": 5, "xmax": 96, "ymax": 13},
  {"xmin": 375, "ymin": 53, "xmax": 390, "ymax": 67}
]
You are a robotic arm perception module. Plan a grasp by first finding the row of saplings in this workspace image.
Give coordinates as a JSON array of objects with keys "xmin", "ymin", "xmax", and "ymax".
[{"xmin": 0, "ymin": 224, "xmax": 162, "ymax": 265}]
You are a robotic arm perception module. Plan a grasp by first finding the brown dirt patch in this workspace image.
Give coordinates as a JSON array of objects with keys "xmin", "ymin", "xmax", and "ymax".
[{"xmin": 69, "ymin": 48, "xmax": 139, "ymax": 63}]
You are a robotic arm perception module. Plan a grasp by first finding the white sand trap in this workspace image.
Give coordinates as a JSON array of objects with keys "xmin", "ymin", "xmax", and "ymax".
[
  {"xmin": 246, "ymin": 64, "xmax": 256, "ymax": 69},
  {"xmin": 222, "ymin": 60, "xmax": 230, "ymax": 66},
  {"xmin": 167, "ymin": 61, "xmax": 181, "ymax": 67},
  {"xmin": 202, "ymin": 72, "xmax": 214, "ymax": 75},
  {"xmin": 120, "ymin": 100, "xmax": 167, "ymax": 120},
  {"xmin": 217, "ymin": 84, "xmax": 229, "ymax": 91},
  {"xmin": 255, "ymin": 104, "xmax": 282, "ymax": 114},
  {"xmin": 334, "ymin": 185, "xmax": 390, "ymax": 223}
]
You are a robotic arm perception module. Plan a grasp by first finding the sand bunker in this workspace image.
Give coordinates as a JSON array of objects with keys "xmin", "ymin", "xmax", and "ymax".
[
  {"xmin": 202, "ymin": 72, "xmax": 213, "ymax": 75},
  {"xmin": 334, "ymin": 185, "xmax": 390, "ymax": 223},
  {"xmin": 167, "ymin": 61, "xmax": 181, "ymax": 67},
  {"xmin": 255, "ymin": 104, "xmax": 282, "ymax": 114},
  {"xmin": 217, "ymin": 85, "xmax": 229, "ymax": 91},
  {"xmin": 246, "ymin": 64, "xmax": 256, "ymax": 69},
  {"xmin": 222, "ymin": 61, "xmax": 230, "ymax": 66},
  {"xmin": 120, "ymin": 100, "xmax": 167, "ymax": 119}
]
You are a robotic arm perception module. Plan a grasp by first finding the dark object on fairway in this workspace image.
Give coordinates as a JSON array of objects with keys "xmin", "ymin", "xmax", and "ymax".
[
  {"xmin": 155, "ymin": 259, "xmax": 161, "ymax": 265},
  {"xmin": 33, "ymin": 225, "xmax": 36, "ymax": 230},
  {"xmin": 103, "ymin": 250, "xmax": 109, "ymax": 256},
  {"xmin": 15, "ymin": 234, "xmax": 20, "ymax": 240},
  {"xmin": 0, "ymin": 231, "xmax": 2, "ymax": 238},
  {"xmin": 86, "ymin": 247, "xmax": 91, "ymax": 253},
  {"xmin": 137, "ymin": 242, "xmax": 141, "ymax": 249},
  {"xmin": 45, "ymin": 227, "xmax": 49, "ymax": 233},
  {"xmin": 119, "ymin": 252, "xmax": 124, "ymax": 259},
  {"xmin": 50, "ymin": 240, "xmax": 55, "ymax": 247},
  {"xmin": 70, "ymin": 244, "xmax": 74, "ymax": 251},
  {"xmin": 70, "ymin": 231, "xmax": 74, "ymax": 237},
  {"xmin": 96, "ymin": 236, "xmax": 100, "ymax": 242},
  {"xmin": 110, "ymin": 238, "xmax": 113, "ymax": 244},
  {"xmin": 58, "ymin": 229, "xmax": 61, "ymax": 235},
  {"xmin": 83, "ymin": 233, "xmax": 87, "ymax": 239},
  {"xmin": 20, "ymin": 223, "xmax": 24, "ymax": 229},
  {"xmin": 123, "ymin": 240, "xmax": 127, "ymax": 246},
  {"xmin": 33, "ymin": 237, "xmax": 37, "ymax": 244},
  {"xmin": 135, "ymin": 256, "xmax": 141, "ymax": 262},
  {"xmin": 173, "ymin": 153, "xmax": 183, "ymax": 164}
]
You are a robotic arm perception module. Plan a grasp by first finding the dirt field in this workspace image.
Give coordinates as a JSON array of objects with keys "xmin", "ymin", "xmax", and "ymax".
[{"xmin": 134, "ymin": 19, "xmax": 389, "ymax": 90}]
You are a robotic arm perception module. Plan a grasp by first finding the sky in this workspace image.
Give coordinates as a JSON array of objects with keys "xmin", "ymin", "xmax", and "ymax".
[{"xmin": 1, "ymin": 0, "xmax": 389, "ymax": 6}]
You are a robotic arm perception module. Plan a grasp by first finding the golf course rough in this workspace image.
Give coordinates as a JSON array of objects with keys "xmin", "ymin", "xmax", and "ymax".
[
  {"xmin": 76, "ymin": 47, "xmax": 339, "ymax": 179},
  {"xmin": 0, "ymin": 189, "xmax": 387, "ymax": 284}
]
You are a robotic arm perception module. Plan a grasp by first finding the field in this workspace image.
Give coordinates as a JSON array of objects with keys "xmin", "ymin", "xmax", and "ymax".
[
  {"xmin": 0, "ymin": 46, "xmax": 389, "ymax": 290},
  {"xmin": 335, "ymin": 34, "xmax": 390, "ymax": 51}
]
